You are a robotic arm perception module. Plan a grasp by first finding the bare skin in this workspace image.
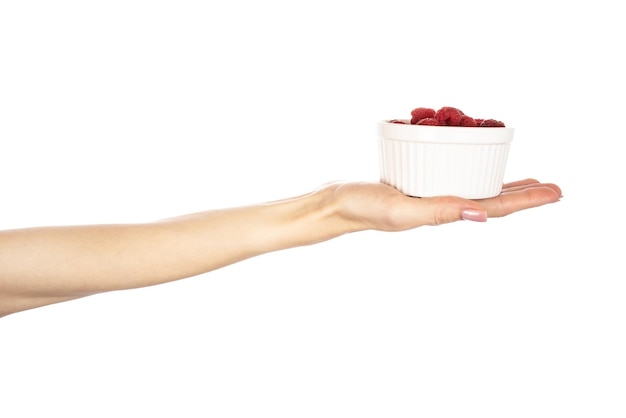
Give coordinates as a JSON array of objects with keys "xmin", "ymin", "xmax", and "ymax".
[{"xmin": 0, "ymin": 179, "xmax": 561, "ymax": 317}]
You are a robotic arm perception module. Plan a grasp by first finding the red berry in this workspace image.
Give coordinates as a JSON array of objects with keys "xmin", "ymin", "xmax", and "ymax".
[
  {"xmin": 401, "ymin": 106, "xmax": 506, "ymax": 128},
  {"xmin": 435, "ymin": 106, "xmax": 464, "ymax": 126},
  {"xmin": 459, "ymin": 115, "xmax": 477, "ymax": 127},
  {"xmin": 480, "ymin": 119, "xmax": 506, "ymax": 127},
  {"xmin": 410, "ymin": 107, "xmax": 436, "ymax": 124},
  {"xmin": 416, "ymin": 117, "xmax": 440, "ymax": 126}
]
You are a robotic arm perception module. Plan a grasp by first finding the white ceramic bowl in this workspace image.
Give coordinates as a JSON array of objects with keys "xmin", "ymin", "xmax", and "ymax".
[{"xmin": 378, "ymin": 120, "xmax": 514, "ymax": 199}]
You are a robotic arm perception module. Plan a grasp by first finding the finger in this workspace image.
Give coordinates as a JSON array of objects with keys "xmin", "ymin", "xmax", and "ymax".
[
  {"xmin": 502, "ymin": 178, "xmax": 541, "ymax": 189},
  {"xmin": 502, "ymin": 179, "xmax": 562, "ymax": 197},
  {"xmin": 480, "ymin": 186, "xmax": 561, "ymax": 218},
  {"xmin": 501, "ymin": 181, "xmax": 562, "ymax": 198}
]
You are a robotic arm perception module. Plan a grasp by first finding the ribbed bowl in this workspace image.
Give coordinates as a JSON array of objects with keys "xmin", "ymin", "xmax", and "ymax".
[{"xmin": 378, "ymin": 121, "xmax": 514, "ymax": 199}]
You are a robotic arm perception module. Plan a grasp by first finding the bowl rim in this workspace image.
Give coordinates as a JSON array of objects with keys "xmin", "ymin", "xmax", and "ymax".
[{"xmin": 378, "ymin": 120, "xmax": 514, "ymax": 144}]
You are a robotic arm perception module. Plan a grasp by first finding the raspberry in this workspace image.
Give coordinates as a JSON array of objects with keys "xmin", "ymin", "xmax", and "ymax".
[
  {"xmin": 410, "ymin": 107, "xmax": 436, "ymax": 124},
  {"xmin": 416, "ymin": 117, "xmax": 440, "ymax": 126},
  {"xmin": 479, "ymin": 119, "xmax": 506, "ymax": 127},
  {"xmin": 400, "ymin": 106, "xmax": 506, "ymax": 128},
  {"xmin": 435, "ymin": 106, "xmax": 464, "ymax": 126},
  {"xmin": 459, "ymin": 115, "xmax": 477, "ymax": 127}
]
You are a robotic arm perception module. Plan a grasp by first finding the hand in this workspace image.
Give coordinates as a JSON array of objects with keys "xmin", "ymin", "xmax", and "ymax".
[{"xmin": 327, "ymin": 178, "xmax": 562, "ymax": 232}]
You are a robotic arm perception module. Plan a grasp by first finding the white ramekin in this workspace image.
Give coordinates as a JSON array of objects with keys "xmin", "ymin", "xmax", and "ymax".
[{"xmin": 378, "ymin": 120, "xmax": 514, "ymax": 199}]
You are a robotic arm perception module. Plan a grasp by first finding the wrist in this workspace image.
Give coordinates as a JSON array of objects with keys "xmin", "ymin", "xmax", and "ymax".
[
  {"xmin": 305, "ymin": 183, "xmax": 367, "ymax": 239},
  {"xmin": 283, "ymin": 185, "xmax": 347, "ymax": 247}
]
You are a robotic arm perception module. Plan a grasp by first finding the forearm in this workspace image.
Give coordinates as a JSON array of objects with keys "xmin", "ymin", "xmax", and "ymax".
[
  {"xmin": 0, "ymin": 185, "xmax": 352, "ymax": 316},
  {"xmin": 148, "ymin": 186, "xmax": 351, "ymax": 284}
]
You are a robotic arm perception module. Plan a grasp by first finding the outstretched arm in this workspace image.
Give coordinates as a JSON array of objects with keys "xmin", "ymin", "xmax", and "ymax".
[{"xmin": 0, "ymin": 179, "xmax": 560, "ymax": 317}]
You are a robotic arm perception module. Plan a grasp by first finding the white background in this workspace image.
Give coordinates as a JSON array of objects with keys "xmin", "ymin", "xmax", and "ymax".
[{"xmin": 1, "ymin": 1, "xmax": 624, "ymax": 417}]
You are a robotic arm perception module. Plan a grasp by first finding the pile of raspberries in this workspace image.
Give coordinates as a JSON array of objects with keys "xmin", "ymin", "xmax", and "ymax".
[{"xmin": 390, "ymin": 106, "xmax": 505, "ymax": 127}]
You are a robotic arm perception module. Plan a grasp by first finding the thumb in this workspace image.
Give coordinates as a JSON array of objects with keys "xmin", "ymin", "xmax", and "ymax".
[{"xmin": 422, "ymin": 196, "xmax": 487, "ymax": 225}]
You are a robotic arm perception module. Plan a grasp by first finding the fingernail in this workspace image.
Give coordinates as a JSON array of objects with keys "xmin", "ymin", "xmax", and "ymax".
[{"xmin": 461, "ymin": 209, "xmax": 487, "ymax": 222}]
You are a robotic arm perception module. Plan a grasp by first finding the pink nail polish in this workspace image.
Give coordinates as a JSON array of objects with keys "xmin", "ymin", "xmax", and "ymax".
[{"xmin": 461, "ymin": 209, "xmax": 487, "ymax": 222}]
